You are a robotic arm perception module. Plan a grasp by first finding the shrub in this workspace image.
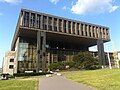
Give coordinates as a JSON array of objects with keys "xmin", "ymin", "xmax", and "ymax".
[
  {"xmin": 13, "ymin": 72, "xmax": 51, "ymax": 77},
  {"xmin": 48, "ymin": 61, "xmax": 75, "ymax": 71},
  {"xmin": 73, "ymin": 52, "xmax": 100, "ymax": 70}
]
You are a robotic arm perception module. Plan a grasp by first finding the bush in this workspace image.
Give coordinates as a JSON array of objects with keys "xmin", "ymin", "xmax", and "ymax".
[
  {"xmin": 73, "ymin": 52, "xmax": 100, "ymax": 70},
  {"xmin": 13, "ymin": 72, "xmax": 51, "ymax": 77},
  {"xmin": 48, "ymin": 62, "xmax": 75, "ymax": 71}
]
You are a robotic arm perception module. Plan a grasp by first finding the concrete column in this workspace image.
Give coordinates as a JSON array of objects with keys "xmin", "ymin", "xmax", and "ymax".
[
  {"xmin": 79, "ymin": 23, "xmax": 82, "ymax": 36},
  {"xmin": 46, "ymin": 16, "xmax": 49, "ymax": 30},
  {"xmin": 29, "ymin": 12, "xmax": 31, "ymax": 28},
  {"xmin": 52, "ymin": 17, "xmax": 54, "ymax": 31},
  {"xmin": 98, "ymin": 27, "xmax": 100, "ymax": 38},
  {"xmin": 36, "ymin": 31, "xmax": 46, "ymax": 72},
  {"xmin": 96, "ymin": 27, "xmax": 99, "ymax": 38},
  {"xmin": 57, "ymin": 18, "xmax": 59, "ymax": 32},
  {"xmin": 87, "ymin": 25, "xmax": 90, "ymax": 37},
  {"xmin": 66, "ymin": 20, "xmax": 69, "ymax": 33},
  {"xmin": 83, "ymin": 24, "xmax": 86, "ymax": 36},
  {"xmin": 90, "ymin": 26, "xmax": 93, "ymax": 37},
  {"xmin": 14, "ymin": 37, "xmax": 20, "ymax": 73},
  {"xmin": 40, "ymin": 15, "xmax": 43, "ymax": 30},
  {"xmin": 62, "ymin": 19, "xmax": 64, "ymax": 32},
  {"xmin": 36, "ymin": 31, "xmax": 41, "ymax": 73},
  {"xmin": 51, "ymin": 52, "xmax": 54, "ymax": 63},
  {"xmin": 42, "ymin": 32, "xmax": 46, "ymax": 72},
  {"xmin": 71, "ymin": 21, "xmax": 73, "ymax": 34},
  {"xmin": 97, "ymin": 34, "xmax": 106, "ymax": 66},
  {"xmin": 20, "ymin": 11, "xmax": 24, "ymax": 26},
  {"xmin": 104, "ymin": 28, "xmax": 107, "ymax": 39},
  {"xmin": 75, "ymin": 23, "xmax": 78, "ymax": 35},
  {"xmin": 47, "ymin": 52, "xmax": 50, "ymax": 67},
  {"xmin": 94, "ymin": 26, "xmax": 97, "ymax": 38},
  {"xmin": 101, "ymin": 28, "xmax": 104, "ymax": 39}
]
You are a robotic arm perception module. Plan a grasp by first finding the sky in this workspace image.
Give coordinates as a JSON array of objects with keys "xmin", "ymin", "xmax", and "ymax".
[{"xmin": 0, "ymin": 0, "xmax": 120, "ymax": 68}]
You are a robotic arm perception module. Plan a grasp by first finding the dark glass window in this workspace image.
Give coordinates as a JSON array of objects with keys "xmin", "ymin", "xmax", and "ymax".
[
  {"xmin": 59, "ymin": 19, "xmax": 62, "ymax": 32},
  {"xmin": 43, "ymin": 16, "xmax": 47, "ymax": 30},
  {"xmin": 89, "ymin": 26, "xmax": 91, "ymax": 37},
  {"xmin": 36, "ymin": 15, "xmax": 41, "ymax": 29},
  {"xmin": 48, "ymin": 17, "xmax": 52, "ymax": 31},
  {"xmin": 9, "ymin": 65, "xmax": 14, "ymax": 69},
  {"xmin": 10, "ymin": 59, "xmax": 14, "ymax": 62},
  {"xmin": 92, "ymin": 26, "xmax": 95, "ymax": 37},
  {"xmin": 77, "ymin": 23, "xmax": 79, "ymax": 35},
  {"xmin": 54, "ymin": 18, "xmax": 57, "ymax": 31},
  {"xmin": 85, "ymin": 25, "xmax": 87, "ymax": 36},
  {"xmin": 30, "ymin": 13, "xmax": 35, "ymax": 28},
  {"xmin": 63, "ymin": 20, "xmax": 66, "ymax": 33},
  {"xmin": 68, "ymin": 21, "xmax": 71, "ymax": 34},
  {"xmin": 23, "ymin": 12, "xmax": 29, "ymax": 27}
]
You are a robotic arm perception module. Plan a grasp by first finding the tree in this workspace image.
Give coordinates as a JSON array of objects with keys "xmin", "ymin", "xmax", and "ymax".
[{"xmin": 73, "ymin": 52, "xmax": 100, "ymax": 70}]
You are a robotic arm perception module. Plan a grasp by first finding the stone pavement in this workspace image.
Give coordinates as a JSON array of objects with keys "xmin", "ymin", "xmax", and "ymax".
[{"xmin": 38, "ymin": 75, "xmax": 95, "ymax": 90}]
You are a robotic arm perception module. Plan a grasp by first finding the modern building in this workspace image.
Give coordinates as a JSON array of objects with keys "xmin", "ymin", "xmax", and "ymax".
[
  {"xmin": 8, "ymin": 9, "xmax": 110, "ymax": 73},
  {"xmin": 2, "ymin": 51, "xmax": 16, "ymax": 75}
]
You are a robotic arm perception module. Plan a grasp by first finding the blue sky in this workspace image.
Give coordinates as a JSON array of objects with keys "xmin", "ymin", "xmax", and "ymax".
[{"xmin": 0, "ymin": 0, "xmax": 120, "ymax": 68}]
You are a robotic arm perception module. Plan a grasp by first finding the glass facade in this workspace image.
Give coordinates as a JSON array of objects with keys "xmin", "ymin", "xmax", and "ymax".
[
  {"xmin": 17, "ymin": 37, "xmax": 81, "ymax": 72},
  {"xmin": 17, "ymin": 38, "xmax": 37, "ymax": 72}
]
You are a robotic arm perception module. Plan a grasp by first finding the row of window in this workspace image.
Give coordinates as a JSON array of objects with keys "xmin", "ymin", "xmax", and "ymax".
[{"xmin": 21, "ymin": 11, "xmax": 109, "ymax": 38}]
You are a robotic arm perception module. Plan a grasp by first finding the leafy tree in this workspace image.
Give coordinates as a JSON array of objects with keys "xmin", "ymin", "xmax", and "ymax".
[{"xmin": 73, "ymin": 52, "xmax": 100, "ymax": 70}]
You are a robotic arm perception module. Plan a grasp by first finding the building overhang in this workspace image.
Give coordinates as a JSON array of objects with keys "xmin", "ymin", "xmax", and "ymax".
[{"xmin": 11, "ymin": 27, "xmax": 110, "ymax": 50}]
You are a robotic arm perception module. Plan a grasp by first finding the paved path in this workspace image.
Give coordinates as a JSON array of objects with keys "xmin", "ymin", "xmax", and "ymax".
[{"xmin": 38, "ymin": 75, "xmax": 95, "ymax": 90}]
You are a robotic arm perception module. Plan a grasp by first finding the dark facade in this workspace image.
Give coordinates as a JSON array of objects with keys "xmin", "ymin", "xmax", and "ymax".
[{"xmin": 11, "ymin": 9, "xmax": 110, "ymax": 73}]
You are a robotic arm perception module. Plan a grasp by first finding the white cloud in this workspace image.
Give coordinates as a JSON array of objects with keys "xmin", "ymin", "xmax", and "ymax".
[
  {"xmin": 0, "ymin": 0, "xmax": 22, "ymax": 4},
  {"xmin": 71, "ymin": 0, "xmax": 119, "ymax": 15},
  {"xmin": 62, "ymin": 6, "xmax": 70, "ymax": 10},
  {"xmin": 49, "ymin": 0, "xmax": 59, "ymax": 4}
]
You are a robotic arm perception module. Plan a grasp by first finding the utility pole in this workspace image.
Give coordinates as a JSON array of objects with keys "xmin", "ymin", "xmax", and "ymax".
[{"xmin": 107, "ymin": 52, "xmax": 112, "ymax": 69}]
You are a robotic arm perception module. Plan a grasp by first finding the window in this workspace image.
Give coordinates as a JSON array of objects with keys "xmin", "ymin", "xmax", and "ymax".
[
  {"xmin": 63, "ymin": 20, "xmax": 66, "ymax": 33},
  {"xmin": 10, "ymin": 59, "xmax": 14, "ymax": 62},
  {"xmin": 77, "ymin": 23, "xmax": 79, "ymax": 35},
  {"xmin": 89, "ymin": 25, "xmax": 91, "ymax": 37},
  {"xmin": 54, "ymin": 18, "xmax": 57, "ymax": 31},
  {"xmin": 43, "ymin": 16, "xmax": 47, "ymax": 30},
  {"xmin": 23, "ymin": 12, "xmax": 29, "ymax": 27},
  {"xmin": 85, "ymin": 25, "xmax": 87, "ymax": 36},
  {"xmin": 9, "ymin": 65, "xmax": 14, "ymax": 69},
  {"xmin": 36, "ymin": 15, "xmax": 41, "ymax": 29},
  {"xmin": 59, "ymin": 19, "xmax": 62, "ymax": 32},
  {"xmin": 30, "ymin": 13, "xmax": 35, "ymax": 28},
  {"xmin": 48, "ymin": 17, "xmax": 52, "ymax": 31},
  {"xmin": 68, "ymin": 21, "xmax": 71, "ymax": 34}
]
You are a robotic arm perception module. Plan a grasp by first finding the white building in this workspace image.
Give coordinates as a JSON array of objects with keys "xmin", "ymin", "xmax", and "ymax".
[{"xmin": 2, "ymin": 51, "xmax": 17, "ymax": 75}]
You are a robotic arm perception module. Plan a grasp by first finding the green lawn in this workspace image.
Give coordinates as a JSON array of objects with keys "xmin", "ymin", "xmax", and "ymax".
[
  {"xmin": 66, "ymin": 69, "xmax": 120, "ymax": 90},
  {"xmin": 0, "ymin": 77, "xmax": 38, "ymax": 90}
]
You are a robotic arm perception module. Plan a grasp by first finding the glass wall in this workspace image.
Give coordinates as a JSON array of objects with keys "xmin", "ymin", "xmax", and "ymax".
[{"xmin": 17, "ymin": 38, "xmax": 37, "ymax": 72}]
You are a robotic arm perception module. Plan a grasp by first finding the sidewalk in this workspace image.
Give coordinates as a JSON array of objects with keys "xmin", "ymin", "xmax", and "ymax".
[{"xmin": 38, "ymin": 75, "xmax": 95, "ymax": 90}]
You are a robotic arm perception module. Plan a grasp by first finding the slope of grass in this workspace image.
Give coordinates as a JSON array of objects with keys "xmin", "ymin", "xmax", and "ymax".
[
  {"xmin": 66, "ymin": 69, "xmax": 120, "ymax": 90},
  {"xmin": 0, "ymin": 77, "xmax": 38, "ymax": 90}
]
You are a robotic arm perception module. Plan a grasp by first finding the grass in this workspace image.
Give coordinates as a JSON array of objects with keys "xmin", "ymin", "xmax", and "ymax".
[
  {"xmin": 66, "ymin": 69, "xmax": 120, "ymax": 90},
  {"xmin": 0, "ymin": 76, "xmax": 39, "ymax": 90}
]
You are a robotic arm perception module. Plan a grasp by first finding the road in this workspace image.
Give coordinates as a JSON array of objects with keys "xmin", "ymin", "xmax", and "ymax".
[{"xmin": 38, "ymin": 75, "xmax": 95, "ymax": 90}]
